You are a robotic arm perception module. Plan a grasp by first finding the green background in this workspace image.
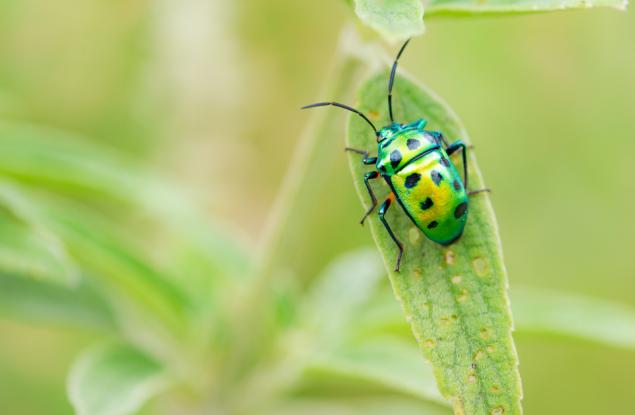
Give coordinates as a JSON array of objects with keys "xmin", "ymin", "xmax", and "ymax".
[{"xmin": 0, "ymin": 0, "xmax": 633, "ymax": 413}]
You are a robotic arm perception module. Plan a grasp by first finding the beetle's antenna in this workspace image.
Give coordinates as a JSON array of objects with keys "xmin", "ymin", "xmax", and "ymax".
[
  {"xmin": 388, "ymin": 38, "xmax": 411, "ymax": 124},
  {"xmin": 301, "ymin": 101, "xmax": 379, "ymax": 137}
]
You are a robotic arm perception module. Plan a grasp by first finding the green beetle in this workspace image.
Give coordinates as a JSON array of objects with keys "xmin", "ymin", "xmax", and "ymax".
[{"xmin": 303, "ymin": 39, "xmax": 487, "ymax": 271}]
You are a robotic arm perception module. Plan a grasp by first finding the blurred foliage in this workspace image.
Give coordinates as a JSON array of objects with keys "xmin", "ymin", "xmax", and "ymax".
[{"xmin": 0, "ymin": 1, "xmax": 633, "ymax": 415}]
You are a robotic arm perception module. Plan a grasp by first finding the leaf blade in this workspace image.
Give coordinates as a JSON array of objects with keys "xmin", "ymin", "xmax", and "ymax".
[
  {"xmin": 0, "ymin": 183, "xmax": 80, "ymax": 285},
  {"xmin": 0, "ymin": 272, "xmax": 115, "ymax": 330},
  {"xmin": 353, "ymin": 0, "xmax": 425, "ymax": 42},
  {"xmin": 308, "ymin": 337, "xmax": 446, "ymax": 405},
  {"xmin": 347, "ymin": 73, "xmax": 521, "ymax": 414},
  {"xmin": 68, "ymin": 343, "xmax": 169, "ymax": 415},
  {"xmin": 303, "ymin": 249, "xmax": 384, "ymax": 342},
  {"xmin": 424, "ymin": 0, "xmax": 628, "ymax": 16},
  {"xmin": 355, "ymin": 284, "xmax": 635, "ymax": 352},
  {"xmin": 512, "ymin": 287, "xmax": 635, "ymax": 349}
]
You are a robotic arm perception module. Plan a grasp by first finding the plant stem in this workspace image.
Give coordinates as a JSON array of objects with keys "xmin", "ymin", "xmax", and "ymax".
[{"xmin": 225, "ymin": 26, "xmax": 381, "ymax": 386}]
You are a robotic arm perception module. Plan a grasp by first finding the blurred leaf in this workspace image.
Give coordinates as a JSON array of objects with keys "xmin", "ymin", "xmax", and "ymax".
[
  {"xmin": 0, "ymin": 122, "xmax": 249, "ymax": 284},
  {"xmin": 424, "ymin": 0, "xmax": 627, "ymax": 16},
  {"xmin": 68, "ymin": 343, "xmax": 169, "ymax": 415},
  {"xmin": 260, "ymin": 397, "xmax": 450, "ymax": 415},
  {"xmin": 0, "ymin": 209, "xmax": 78, "ymax": 284},
  {"xmin": 44, "ymin": 200, "xmax": 192, "ymax": 333},
  {"xmin": 308, "ymin": 337, "xmax": 446, "ymax": 405},
  {"xmin": 352, "ymin": 0, "xmax": 425, "ymax": 42},
  {"xmin": 0, "ymin": 183, "xmax": 79, "ymax": 285},
  {"xmin": 512, "ymin": 287, "xmax": 635, "ymax": 350},
  {"xmin": 0, "ymin": 121, "xmax": 254, "ymax": 350},
  {"xmin": 0, "ymin": 182, "xmax": 190, "ymax": 332},
  {"xmin": 0, "ymin": 272, "xmax": 115, "ymax": 330},
  {"xmin": 347, "ymin": 73, "xmax": 521, "ymax": 414},
  {"xmin": 303, "ymin": 249, "xmax": 384, "ymax": 342}
]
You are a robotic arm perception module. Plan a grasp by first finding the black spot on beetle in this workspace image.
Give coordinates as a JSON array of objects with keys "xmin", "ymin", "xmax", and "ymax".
[
  {"xmin": 427, "ymin": 221, "xmax": 439, "ymax": 229},
  {"xmin": 407, "ymin": 138, "xmax": 421, "ymax": 150},
  {"xmin": 440, "ymin": 157, "xmax": 450, "ymax": 167},
  {"xmin": 431, "ymin": 170, "xmax": 443, "ymax": 186},
  {"xmin": 390, "ymin": 150, "xmax": 402, "ymax": 168},
  {"xmin": 405, "ymin": 173, "xmax": 421, "ymax": 189},
  {"xmin": 454, "ymin": 202, "xmax": 468, "ymax": 218},
  {"xmin": 420, "ymin": 197, "xmax": 433, "ymax": 210},
  {"xmin": 453, "ymin": 180, "xmax": 462, "ymax": 191}
]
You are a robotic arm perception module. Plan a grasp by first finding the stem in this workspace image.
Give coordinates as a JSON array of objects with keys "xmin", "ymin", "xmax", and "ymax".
[
  {"xmin": 225, "ymin": 26, "xmax": 382, "ymax": 385},
  {"xmin": 254, "ymin": 27, "xmax": 381, "ymax": 280}
]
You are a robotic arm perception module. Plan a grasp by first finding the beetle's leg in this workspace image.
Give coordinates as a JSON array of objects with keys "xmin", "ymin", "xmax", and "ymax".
[
  {"xmin": 430, "ymin": 131, "xmax": 449, "ymax": 147},
  {"xmin": 446, "ymin": 140, "xmax": 469, "ymax": 190},
  {"xmin": 468, "ymin": 188, "xmax": 491, "ymax": 196},
  {"xmin": 447, "ymin": 141, "xmax": 489, "ymax": 195},
  {"xmin": 345, "ymin": 147, "xmax": 377, "ymax": 165},
  {"xmin": 378, "ymin": 194, "xmax": 404, "ymax": 272},
  {"xmin": 360, "ymin": 171, "xmax": 380, "ymax": 225}
]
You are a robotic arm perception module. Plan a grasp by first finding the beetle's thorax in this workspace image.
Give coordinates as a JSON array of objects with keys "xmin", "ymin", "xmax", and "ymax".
[{"xmin": 376, "ymin": 119, "xmax": 440, "ymax": 175}]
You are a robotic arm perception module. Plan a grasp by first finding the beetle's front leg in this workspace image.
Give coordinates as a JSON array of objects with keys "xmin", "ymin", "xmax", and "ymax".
[
  {"xmin": 360, "ymin": 171, "xmax": 380, "ymax": 225},
  {"xmin": 378, "ymin": 194, "xmax": 404, "ymax": 272},
  {"xmin": 345, "ymin": 147, "xmax": 377, "ymax": 165}
]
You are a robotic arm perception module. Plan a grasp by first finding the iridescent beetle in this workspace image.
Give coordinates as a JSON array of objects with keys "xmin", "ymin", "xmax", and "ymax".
[{"xmin": 302, "ymin": 39, "xmax": 488, "ymax": 272}]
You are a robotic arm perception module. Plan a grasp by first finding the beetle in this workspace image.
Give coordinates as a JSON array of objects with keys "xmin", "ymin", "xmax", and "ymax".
[{"xmin": 302, "ymin": 39, "xmax": 488, "ymax": 272}]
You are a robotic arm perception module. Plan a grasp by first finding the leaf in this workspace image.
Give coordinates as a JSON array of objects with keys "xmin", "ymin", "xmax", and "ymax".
[
  {"xmin": 347, "ymin": 73, "xmax": 521, "ymax": 414},
  {"xmin": 424, "ymin": 0, "xmax": 627, "ymax": 16},
  {"xmin": 307, "ymin": 337, "xmax": 446, "ymax": 405},
  {"xmin": 0, "ymin": 122, "xmax": 253, "ymax": 342},
  {"xmin": 46, "ymin": 201, "xmax": 193, "ymax": 332},
  {"xmin": 0, "ymin": 121, "xmax": 249, "ymax": 284},
  {"xmin": 303, "ymin": 249, "xmax": 384, "ymax": 343},
  {"xmin": 0, "ymin": 272, "xmax": 115, "ymax": 330},
  {"xmin": 68, "ymin": 343, "xmax": 169, "ymax": 415},
  {"xmin": 355, "ymin": 284, "xmax": 635, "ymax": 351},
  {"xmin": 511, "ymin": 286, "xmax": 635, "ymax": 350},
  {"xmin": 0, "ymin": 184, "xmax": 191, "ymax": 332},
  {"xmin": 353, "ymin": 0, "xmax": 425, "ymax": 42},
  {"xmin": 259, "ymin": 397, "xmax": 450, "ymax": 415},
  {"xmin": 0, "ymin": 183, "xmax": 79, "ymax": 285},
  {"xmin": 0, "ymin": 211, "xmax": 78, "ymax": 284}
]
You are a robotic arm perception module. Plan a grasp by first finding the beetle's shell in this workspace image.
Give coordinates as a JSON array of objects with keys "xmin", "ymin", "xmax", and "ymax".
[
  {"xmin": 376, "ymin": 120, "xmax": 468, "ymax": 245},
  {"xmin": 388, "ymin": 148, "xmax": 468, "ymax": 245}
]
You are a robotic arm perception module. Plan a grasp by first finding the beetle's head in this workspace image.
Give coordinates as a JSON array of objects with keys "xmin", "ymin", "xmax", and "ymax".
[{"xmin": 377, "ymin": 123, "xmax": 403, "ymax": 142}]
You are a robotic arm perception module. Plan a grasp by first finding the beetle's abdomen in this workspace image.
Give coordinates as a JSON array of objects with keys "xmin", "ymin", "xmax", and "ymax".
[{"xmin": 389, "ymin": 149, "xmax": 468, "ymax": 245}]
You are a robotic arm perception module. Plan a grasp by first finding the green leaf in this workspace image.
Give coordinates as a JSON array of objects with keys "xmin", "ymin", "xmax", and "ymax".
[
  {"xmin": 303, "ymin": 249, "xmax": 384, "ymax": 342},
  {"xmin": 0, "ymin": 183, "xmax": 79, "ymax": 285},
  {"xmin": 355, "ymin": 284, "xmax": 635, "ymax": 351},
  {"xmin": 512, "ymin": 287, "xmax": 635, "ymax": 350},
  {"xmin": 347, "ymin": 73, "xmax": 521, "ymax": 414},
  {"xmin": 68, "ymin": 343, "xmax": 169, "ymax": 415},
  {"xmin": 353, "ymin": 0, "xmax": 425, "ymax": 42},
  {"xmin": 0, "ymin": 122, "xmax": 249, "ymax": 284},
  {"xmin": 0, "ymin": 185, "xmax": 191, "ymax": 332},
  {"xmin": 260, "ymin": 397, "xmax": 450, "ymax": 415},
  {"xmin": 0, "ymin": 272, "xmax": 115, "ymax": 330},
  {"xmin": 308, "ymin": 337, "xmax": 446, "ymax": 405},
  {"xmin": 424, "ymin": 0, "xmax": 627, "ymax": 16}
]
